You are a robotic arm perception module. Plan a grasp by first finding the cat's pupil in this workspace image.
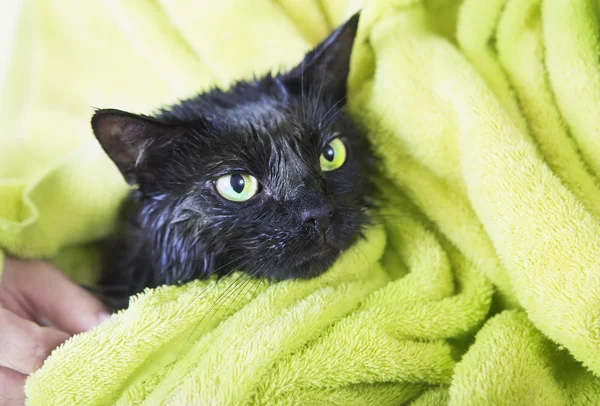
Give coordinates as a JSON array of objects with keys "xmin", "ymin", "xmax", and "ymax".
[
  {"xmin": 230, "ymin": 174, "xmax": 245, "ymax": 193},
  {"xmin": 323, "ymin": 145, "xmax": 335, "ymax": 162}
]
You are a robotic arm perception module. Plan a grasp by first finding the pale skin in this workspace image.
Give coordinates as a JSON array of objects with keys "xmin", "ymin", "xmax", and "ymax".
[{"xmin": 0, "ymin": 258, "xmax": 109, "ymax": 405}]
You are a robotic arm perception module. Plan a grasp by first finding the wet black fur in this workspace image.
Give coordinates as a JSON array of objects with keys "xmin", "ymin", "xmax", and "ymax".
[{"xmin": 92, "ymin": 14, "xmax": 374, "ymax": 309}]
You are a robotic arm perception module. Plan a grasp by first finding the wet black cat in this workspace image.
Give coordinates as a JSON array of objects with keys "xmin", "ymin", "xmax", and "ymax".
[{"xmin": 92, "ymin": 14, "xmax": 374, "ymax": 309}]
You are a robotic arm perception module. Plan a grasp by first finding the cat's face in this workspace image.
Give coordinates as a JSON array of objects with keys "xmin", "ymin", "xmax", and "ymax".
[{"xmin": 92, "ymin": 14, "xmax": 373, "ymax": 281}]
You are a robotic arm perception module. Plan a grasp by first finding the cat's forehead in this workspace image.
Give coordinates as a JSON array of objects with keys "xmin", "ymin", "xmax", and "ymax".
[
  {"xmin": 213, "ymin": 97, "xmax": 287, "ymax": 128},
  {"xmin": 200, "ymin": 104, "xmax": 325, "ymax": 165},
  {"xmin": 199, "ymin": 93, "xmax": 332, "ymax": 146}
]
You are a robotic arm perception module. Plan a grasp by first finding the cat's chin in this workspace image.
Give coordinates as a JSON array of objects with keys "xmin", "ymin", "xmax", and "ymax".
[{"xmin": 269, "ymin": 246, "xmax": 341, "ymax": 281}]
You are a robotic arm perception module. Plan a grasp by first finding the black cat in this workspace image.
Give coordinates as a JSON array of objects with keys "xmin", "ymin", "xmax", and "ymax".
[{"xmin": 91, "ymin": 13, "xmax": 374, "ymax": 309}]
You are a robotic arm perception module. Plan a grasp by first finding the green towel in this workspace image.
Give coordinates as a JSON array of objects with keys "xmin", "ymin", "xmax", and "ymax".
[{"xmin": 0, "ymin": 0, "xmax": 599, "ymax": 404}]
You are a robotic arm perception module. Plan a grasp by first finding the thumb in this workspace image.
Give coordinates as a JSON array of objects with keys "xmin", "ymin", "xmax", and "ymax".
[{"xmin": 17, "ymin": 262, "xmax": 110, "ymax": 334}]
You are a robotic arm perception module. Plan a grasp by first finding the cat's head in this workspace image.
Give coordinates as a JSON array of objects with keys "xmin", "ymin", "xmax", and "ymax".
[{"xmin": 92, "ymin": 13, "xmax": 373, "ymax": 282}]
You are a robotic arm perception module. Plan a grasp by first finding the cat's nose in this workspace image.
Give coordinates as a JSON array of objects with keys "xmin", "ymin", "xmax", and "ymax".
[{"xmin": 302, "ymin": 206, "xmax": 333, "ymax": 235}]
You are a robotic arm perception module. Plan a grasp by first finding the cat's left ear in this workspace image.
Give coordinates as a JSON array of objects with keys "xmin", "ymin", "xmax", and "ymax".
[{"xmin": 284, "ymin": 12, "xmax": 360, "ymax": 103}]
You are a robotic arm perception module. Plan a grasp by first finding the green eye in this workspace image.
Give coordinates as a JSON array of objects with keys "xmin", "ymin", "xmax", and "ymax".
[
  {"xmin": 320, "ymin": 138, "xmax": 347, "ymax": 172},
  {"xmin": 215, "ymin": 173, "xmax": 259, "ymax": 202}
]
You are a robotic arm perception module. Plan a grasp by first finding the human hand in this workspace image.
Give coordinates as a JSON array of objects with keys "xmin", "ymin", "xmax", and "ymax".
[{"xmin": 0, "ymin": 258, "xmax": 109, "ymax": 405}]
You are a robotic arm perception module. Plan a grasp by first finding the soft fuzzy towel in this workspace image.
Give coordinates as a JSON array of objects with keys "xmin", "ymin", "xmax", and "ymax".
[{"xmin": 0, "ymin": 0, "xmax": 599, "ymax": 404}]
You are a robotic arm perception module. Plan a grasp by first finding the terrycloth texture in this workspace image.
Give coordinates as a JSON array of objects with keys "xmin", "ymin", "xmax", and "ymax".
[{"xmin": 0, "ymin": 0, "xmax": 598, "ymax": 404}]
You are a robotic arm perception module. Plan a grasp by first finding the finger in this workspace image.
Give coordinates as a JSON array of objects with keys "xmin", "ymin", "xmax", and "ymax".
[
  {"xmin": 16, "ymin": 262, "xmax": 110, "ymax": 334},
  {"xmin": 0, "ymin": 308, "xmax": 69, "ymax": 375},
  {"xmin": 0, "ymin": 367, "xmax": 26, "ymax": 406}
]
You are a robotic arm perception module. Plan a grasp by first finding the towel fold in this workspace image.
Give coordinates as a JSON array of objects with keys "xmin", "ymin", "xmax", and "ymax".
[{"xmin": 0, "ymin": 0, "xmax": 598, "ymax": 404}]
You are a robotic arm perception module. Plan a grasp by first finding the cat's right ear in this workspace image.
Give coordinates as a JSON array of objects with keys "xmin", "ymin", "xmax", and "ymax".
[{"xmin": 91, "ymin": 109, "xmax": 182, "ymax": 185}]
